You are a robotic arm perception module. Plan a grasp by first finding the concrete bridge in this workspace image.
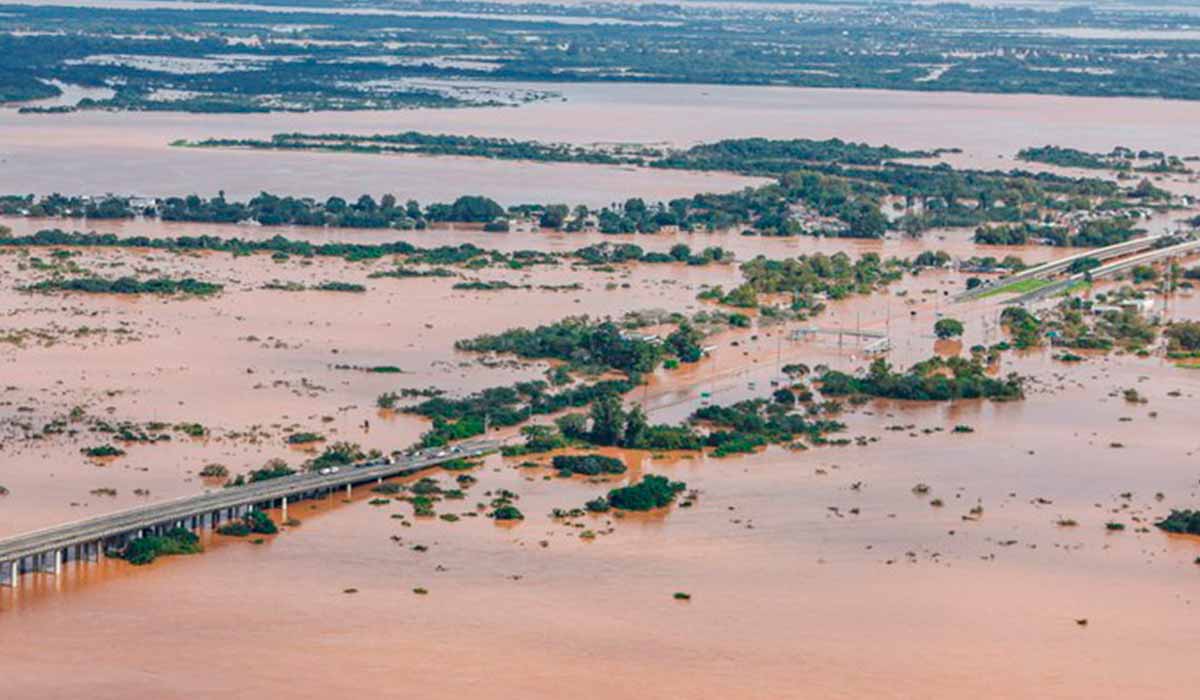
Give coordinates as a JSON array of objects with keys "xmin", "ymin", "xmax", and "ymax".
[
  {"xmin": 1009, "ymin": 238, "xmax": 1200, "ymax": 305},
  {"xmin": 953, "ymin": 233, "xmax": 1172, "ymax": 302},
  {"xmin": 0, "ymin": 441, "xmax": 498, "ymax": 588}
]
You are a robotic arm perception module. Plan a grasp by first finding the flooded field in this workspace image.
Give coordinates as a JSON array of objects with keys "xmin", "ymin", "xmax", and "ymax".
[
  {"xmin": 7, "ymin": 82, "xmax": 1200, "ymax": 203},
  {"xmin": 4, "ymin": 79, "xmax": 1200, "ymax": 698},
  {"xmin": 2, "ymin": 210, "xmax": 1200, "ymax": 696}
]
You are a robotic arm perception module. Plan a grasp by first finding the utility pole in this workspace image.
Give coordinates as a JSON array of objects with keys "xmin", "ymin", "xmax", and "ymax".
[{"xmin": 775, "ymin": 331, "xmax": 782, "ymax": 381}]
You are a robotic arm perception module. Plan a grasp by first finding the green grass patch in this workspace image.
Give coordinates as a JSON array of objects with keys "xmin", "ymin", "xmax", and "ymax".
[{"xmin": 978, "ymin": 277, "xmax": 1053, "ymax": 298}]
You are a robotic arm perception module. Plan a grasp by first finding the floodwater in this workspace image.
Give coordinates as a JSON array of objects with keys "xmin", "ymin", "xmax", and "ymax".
[
  {"xmin": 8, "ymin": 81, "xmax": 1200, "ymax": 203},
  {"xmin": 4, "ymin": 82, "xmax": 1200, "ymax": 697},
  {"xmin": 2, "ymin": 217, "xmax": 1200, "ymax": 697},
  {"xmin": 0, "ymin": 214, "xmax": 1066, "ymax": 262}
]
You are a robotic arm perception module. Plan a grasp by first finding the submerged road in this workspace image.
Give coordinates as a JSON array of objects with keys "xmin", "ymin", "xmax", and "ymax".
[{"xmin": 0, "ymin": 440, "xmax": 499, "ymax": 586}]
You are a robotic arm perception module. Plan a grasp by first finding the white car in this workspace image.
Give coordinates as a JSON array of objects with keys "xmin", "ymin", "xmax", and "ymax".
[
  {"xmin": 436, "ymin": 450, "xmax": 449, "ymax": 457},
  {"xmin": 319, "ymin": 468, "xmax": 332, "ymax": 475}
]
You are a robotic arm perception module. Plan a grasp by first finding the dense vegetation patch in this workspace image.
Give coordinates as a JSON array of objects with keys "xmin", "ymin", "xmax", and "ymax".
[
  {"xmin": 710, "ymin": 252, "xmax": 906, "ymax": 311},
  {"xmin": 217, "ymin": 511, "xmax": 278, "ymax": 537},
  {"xmin": 1155, "ymin": 510, "xmax": 1200, "ymax": 536},
  {"xmin": 81, "ymin": 444, "xmax": 125, "ymax": 458},
  {"xmin": 819, "ymin": 357, "xmax": 1024, "ymax": 401},
  {"xmin": 455, "ymin": 316, "xmax": 677, "ymax": 376},
  {"xmin": 1042, "ymin": 295, "xmax": 1157, "ymax": 352},
  {"xmin": 6, "ymin": 2, "xmax": 1200, "ymax": 111},
  {"xmin": 551, "ymin": 454, "xmax": 627, "ymax": 477},
  {"xmin": 692, "ymin": 399, "xmax": 846, "ymax": 455},
  {"xmin": 405, "ymin": 380, "xmax": 635, "ymax": 447},
  {"xmin": 120, "ymin": 527, "xmax": 201, "ymax": 565},
  {"xmin": 188, "ymin": 133, "xmax": 946, "ymax": 175},
  {"xmin": 1018, "ymin": 145, "xmax": 1189, "ymax": 174},
  {"xmin": 1165, "ymin": 321, "xmax": 1200, "ymax": 354},
  {"xmin": 309, "ymin": 442, "xmax": 368, "ymax": 471},
  {"xmin": 23, "ymin": 276, "xmax": 222, "ymax": 296},
  {"xmin": 975, "ymin": 217, "xmax": 1146, "ymax": 247},
  {"xmin": 606, "ymin": 475, "xmax": 687, "ymax": 511}
]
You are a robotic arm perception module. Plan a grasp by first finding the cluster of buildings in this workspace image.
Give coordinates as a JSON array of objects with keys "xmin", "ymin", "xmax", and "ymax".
[{"xmin": 786, "ymin": 202, "xmax": 849, "ymax": 235}]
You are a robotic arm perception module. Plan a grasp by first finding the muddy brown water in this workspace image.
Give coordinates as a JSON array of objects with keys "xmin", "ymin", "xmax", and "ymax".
[
  {"xmin": 2, "ymin": 216, "xmax": 1200, "ymax": 697},
  {"xmin": 4, "ymin": 82, "xmax": 1200, "ymax": 695},
  {"xmin": 8, "ymin": 81, "xmax": 1200, "ymax": 203}
]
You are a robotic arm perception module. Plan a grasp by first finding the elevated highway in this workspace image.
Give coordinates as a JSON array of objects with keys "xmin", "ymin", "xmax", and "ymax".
[
  {"xmin": 954, "ymin": 233, "xmax": 1171, "ymax": 302},
  {"xmin": 0, "ymin": 441, "xmax": 498, "ymax": 587},
  {"xmin": 1009, "ymin": 238, "xmax": 1200, "ymax": 305}
]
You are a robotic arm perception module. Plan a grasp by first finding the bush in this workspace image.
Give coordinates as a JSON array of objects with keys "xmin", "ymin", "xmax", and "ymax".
[
  {"xmin": 315, "ymin": 281, "xmax": 366, "ymax": 293},
  {"xmin": 82, "ymin": 444, "xmax": 125, "ymax": 458},
  {"xmin": 492, "ymin": 505, "xmax": 524, "ymax": 521},
  {"xmin": 218, "ymin": 510, "xmax": 278, "ymax": 537},
  {"xmin": 518, "ymin": 424, "xmax": 566, "ymax": 453},
  {"xmin": 709, "ymin": 432, "xmax": 768, "ymax": 457},
  {"xmin": 199, "ymin": 464, "xmax": 228, "ymax": 478},
  {"xmin": 247, "ymin": 459, "xmax": 295, "ymax": 483},
  {"xmin": 309, "ymin": 441, "xmax": 364, "ymax": 470},
  {"xmin": 606, "ymin": 475, "xmax": 687, "ymax": 511},
  {"xmin": 934, "ymin": 318, "xmax": 965, "ymax": 339},
  {"xmin": 818, "ymin": 356, "xmax": 1023, "ymax": 402},
  {"xmin": 633, "ymin": 424, "xmax": 705, "ymax": 450},
  {"xmin": 217, "ymin": 522, "xmax": 251, "ymax": 537},
  {"xmin": 25, "ymin": 276, "xmax": 222, "ymax": 296},
  {"xmin": 1166, "ymin": 322, "xmax": 1200, "ymax": 353},
  {"xmin": 176, "ymin": 422, "xmax": 206, "ymax": 437},
  {"xmin": 552, "ymin": 454, "xmax": 627, "ymax": 477},
  {"xmin": 122, "ymin": 527, "xmax": 201, "ymax": 565},
  {"xmin": 286, "ymin": 432, "xmax": 324, "ymax": 444},
  {"xmin": 1155, "ymin": 509, "xmax": 1200, "ymax": 535}
]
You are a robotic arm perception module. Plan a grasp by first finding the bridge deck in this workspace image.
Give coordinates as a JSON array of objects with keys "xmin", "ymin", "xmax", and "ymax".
[
  {"xmin": 954, "ymin": 234, "xmax": 1170, "ymax": 302},
  {"xmin": 1009, "ymin": 238, "xmax": 1200, "ymax": 305},
  {"xmin": 0, "ymin": 441, "xmax": 498, "ymax": 564}
]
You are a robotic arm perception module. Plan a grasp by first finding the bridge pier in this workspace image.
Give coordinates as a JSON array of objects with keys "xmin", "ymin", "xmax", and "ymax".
[
  {"xmin": 0, "ymin": 443, "xmax": 494, "ymax": 592},
  {"xmin": 38, "ymin": 550, "xmax": 61, "ymax": 575}
]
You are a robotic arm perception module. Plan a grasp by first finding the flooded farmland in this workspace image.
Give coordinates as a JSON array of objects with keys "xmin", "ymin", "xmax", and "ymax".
[
  {"xmin": 8, "ymin": 82, "xmax": 1200, "ymax": 203},
  {"xmin": 3, "ymin": 78, "xmax": 1200, "ymax": 699}
]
